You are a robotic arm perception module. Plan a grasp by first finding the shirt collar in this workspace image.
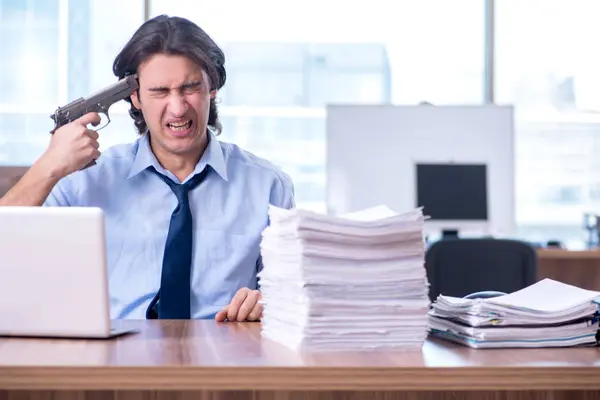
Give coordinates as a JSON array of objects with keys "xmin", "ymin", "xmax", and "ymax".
[{"xmin": 127, "ymin": 129, "xmax": 229, "ymax": 182}]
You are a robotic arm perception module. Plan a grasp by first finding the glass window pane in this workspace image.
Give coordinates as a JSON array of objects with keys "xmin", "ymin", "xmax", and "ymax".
[
  {"xmin": 0, "ymin": 0, "xmax": 60, "ymax": 106},
  {"xmin": 496, "ymin": 0, "xmax": 600, "ymax": 245},
  {"xmin": 0, "ymin": 0, "xmax": 144, "ymax": 166}
]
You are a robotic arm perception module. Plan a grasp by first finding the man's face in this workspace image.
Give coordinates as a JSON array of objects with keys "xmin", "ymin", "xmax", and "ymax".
[{"xmin": 130, "ymin": 53, "xmax": 215, "ymax": 157}]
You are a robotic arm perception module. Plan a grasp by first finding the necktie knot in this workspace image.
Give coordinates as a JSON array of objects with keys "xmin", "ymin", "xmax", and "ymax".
[
  {"xmin": 171, "ymin": 184, "xmax": 189, "ymax": 205},
  {"xmin": 150, "ymin": 167, "xmax": 208, "ymax": 204}
]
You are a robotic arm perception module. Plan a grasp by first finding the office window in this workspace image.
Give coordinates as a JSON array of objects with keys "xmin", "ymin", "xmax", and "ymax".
[
  {"xmin": 150, "ymin": 0, "xmax": 485, "ymax": 211},
  {"xmin": 495, "ymin": 0, "xmax": 600, "ymax": 244},
  {"xmin": 0, "ymin": 0, "xmax": 144, "ymax": 165},
  {"xmin": 0, "ymin": 0, "xmax": 485, "ymax": 214}
]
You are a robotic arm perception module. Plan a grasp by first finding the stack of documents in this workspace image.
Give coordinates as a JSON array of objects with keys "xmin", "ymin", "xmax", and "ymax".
[
  {"xmin": 258, "ymin": 205, "xmax": 430, "ymax": 351},
  {"xmin": 429, "ymin": 279, "xmax": 600, "ymax": 348}
]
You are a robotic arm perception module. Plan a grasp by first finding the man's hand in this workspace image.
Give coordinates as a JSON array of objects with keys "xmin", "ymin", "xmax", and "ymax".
[
  {"xmin": 40, "ymin": 112, "xmax": 102, "ymax": 179},
  {"xmin": 215, "ymin": 288, "xmax": 262, "ymax": 322}
]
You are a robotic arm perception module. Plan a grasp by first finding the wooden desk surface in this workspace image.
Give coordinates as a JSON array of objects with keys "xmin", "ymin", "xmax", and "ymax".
[
  {"xmin": 0, "ymin": 320, "xmax": 599, "ymax": 393},
  {"xmin": 536, "ymin": 248, "xmax": 600, "ymax": 291},
  {"xmin": 537, "ymin": 248, "xmax": 600, "ymax": 260}
]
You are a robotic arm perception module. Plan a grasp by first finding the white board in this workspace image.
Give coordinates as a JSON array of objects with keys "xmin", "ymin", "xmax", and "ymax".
[{"xmin": 326, "ymin": 104, "xmax": 515, "ymax": 236}]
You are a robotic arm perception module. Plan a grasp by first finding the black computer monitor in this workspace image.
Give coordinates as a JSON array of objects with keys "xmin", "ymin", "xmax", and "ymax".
[{"xmin": 415, "ymin": 163, "xmax": 488, "ymax": 238}]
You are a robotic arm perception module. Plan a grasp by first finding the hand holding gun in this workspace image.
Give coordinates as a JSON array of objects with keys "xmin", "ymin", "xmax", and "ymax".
[{"xmin": 45, "ymin": 75, "xmax": 139, "ymax": 175}]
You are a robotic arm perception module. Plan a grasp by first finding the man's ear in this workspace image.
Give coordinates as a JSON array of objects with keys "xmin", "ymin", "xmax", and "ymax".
[{"xmin": 131, "ymin": 90, "xmax": 141, "ymax": 109}]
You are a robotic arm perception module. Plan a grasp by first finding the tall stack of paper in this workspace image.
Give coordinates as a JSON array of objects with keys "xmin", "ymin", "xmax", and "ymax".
[
  {"xmin": 258, "ymin": 205, "xmax": 430, "ymax": 351},
  {"xmin": 429, "ymin": 279, "xmax": 600, "ymax": 348}
]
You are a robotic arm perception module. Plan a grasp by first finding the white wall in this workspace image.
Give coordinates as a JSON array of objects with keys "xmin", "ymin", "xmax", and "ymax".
[{"xmin": 326, "ymin": 104, "xmax": 515, "ymax": 236}]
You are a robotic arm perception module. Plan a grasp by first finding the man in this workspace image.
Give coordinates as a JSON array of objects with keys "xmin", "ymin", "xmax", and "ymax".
[{"xmin": 0, "ymin": 15, "xmax": 295, "ymax": 322}]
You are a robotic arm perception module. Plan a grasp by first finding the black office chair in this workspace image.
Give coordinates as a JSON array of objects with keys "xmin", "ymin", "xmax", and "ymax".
[{"xmin": 425, "ymin": 238, "xmax": 537, "ymax": 302}]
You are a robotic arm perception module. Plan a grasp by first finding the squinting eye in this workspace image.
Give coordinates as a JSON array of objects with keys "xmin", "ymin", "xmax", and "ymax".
[
  {"xmin": 184, "ymin": 85, "xmax": 202, "ymax": 93},
  {"xmin": 149, "ymin": 90, "xmax": 169, "ymax": 97}
]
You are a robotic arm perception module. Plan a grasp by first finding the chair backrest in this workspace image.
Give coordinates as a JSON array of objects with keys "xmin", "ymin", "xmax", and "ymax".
[{"xmin": 425, "ymin": 238, "xmax": 537, "ymax": 302}]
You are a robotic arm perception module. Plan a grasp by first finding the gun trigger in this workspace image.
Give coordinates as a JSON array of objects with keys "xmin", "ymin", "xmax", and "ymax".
[{"xmin": 94, "ymin": 112, "xmax": 111, "ymax": 132}]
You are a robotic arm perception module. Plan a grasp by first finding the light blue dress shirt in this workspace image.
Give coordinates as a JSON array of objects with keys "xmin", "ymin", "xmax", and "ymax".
[{"xmin": 43, "ymin": 131, "xmax": 295, "ymax": 319}]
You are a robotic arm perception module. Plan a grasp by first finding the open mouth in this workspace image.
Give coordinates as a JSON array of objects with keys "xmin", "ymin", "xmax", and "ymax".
[{"xmin": 167, "ymin": 120, "xmax": 192, "ymax": 131}]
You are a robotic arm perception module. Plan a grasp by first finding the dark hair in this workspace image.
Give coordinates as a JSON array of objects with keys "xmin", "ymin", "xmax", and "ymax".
[{"xmin": 112, "ymin": 15, "xmax": 226, "ymax": 135}]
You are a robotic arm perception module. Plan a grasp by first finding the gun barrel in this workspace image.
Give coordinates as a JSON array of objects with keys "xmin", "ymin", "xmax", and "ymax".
[
  {"xmin": 85, "ymin": 74, "xmax": 138, "ymax": 103},
  {"xmin": 49, "ymin": 74, "xmax": 139, "ymax": 133}
]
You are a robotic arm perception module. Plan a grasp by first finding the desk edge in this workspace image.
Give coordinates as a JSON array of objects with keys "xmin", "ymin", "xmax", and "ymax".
[{"xmin": 0, "ymin": 366, "xmax": 599, "ymax": 391}]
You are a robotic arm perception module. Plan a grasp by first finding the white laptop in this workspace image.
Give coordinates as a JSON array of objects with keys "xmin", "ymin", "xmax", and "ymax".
[{"xmin": 0, "ymin": 206, "xmax": 136, "ymax": 339}]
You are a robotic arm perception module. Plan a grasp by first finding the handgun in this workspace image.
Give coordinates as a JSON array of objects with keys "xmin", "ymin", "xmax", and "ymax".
[{"xmin": 49, "ymin": 74, "xmax": 139, "ymax": 134}]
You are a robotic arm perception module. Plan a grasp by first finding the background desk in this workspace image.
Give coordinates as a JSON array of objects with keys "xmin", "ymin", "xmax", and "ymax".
[
  {"xmin": 0, "ymin": 320, "xmax": 599, "ymax": 400},
  {"xmin": 0, "ymin": 167, "xmax": 26, "ymax": 197},
  {"xmin": 538, "ymin": 249, "xmax": 600, "ymax": 290}
]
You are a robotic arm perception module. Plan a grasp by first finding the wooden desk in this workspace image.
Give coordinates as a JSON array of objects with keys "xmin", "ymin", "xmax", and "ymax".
[
  {"xmin": 538, "ymin": 249, "xmax": 600, "ymax": 290},
  {"xmin": 0, "ymin": 320, "xmax": 599, "ymax": 400}
]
